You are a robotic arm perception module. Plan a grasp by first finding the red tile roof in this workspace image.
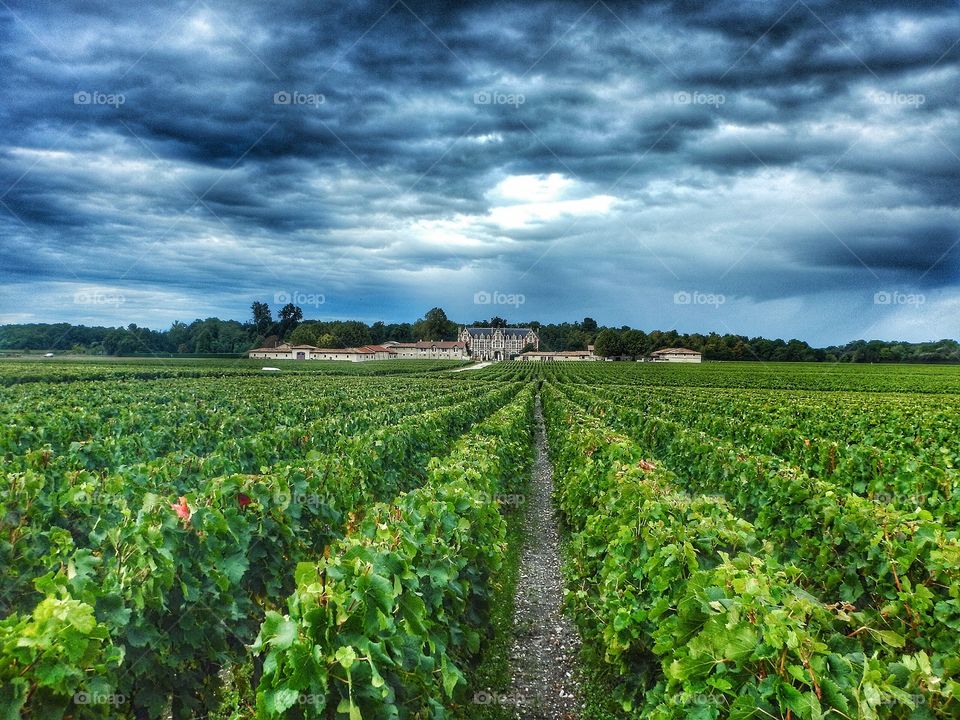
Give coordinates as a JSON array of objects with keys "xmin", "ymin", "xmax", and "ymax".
[
  {"xmin": 389, "ymin": 341, "xmax": 465, "ymax": 349},
  {"xmin": 249, "ymin": 342, "xmax": 465, "ymax": 355}
]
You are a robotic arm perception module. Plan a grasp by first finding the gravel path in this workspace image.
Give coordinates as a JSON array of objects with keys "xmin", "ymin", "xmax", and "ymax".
[
  {"xmin": 506, "ymin": 395, "xmax": 581, "ymax": 719},
  {"xmin": 449, "ymin": 361, "xmax": 493, "ymax": 372}
]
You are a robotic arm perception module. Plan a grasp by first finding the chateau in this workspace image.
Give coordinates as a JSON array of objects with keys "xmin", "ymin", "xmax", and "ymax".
[{"xmin": 459, "ymin": 327, "xmax": 539, "ymax": 361}]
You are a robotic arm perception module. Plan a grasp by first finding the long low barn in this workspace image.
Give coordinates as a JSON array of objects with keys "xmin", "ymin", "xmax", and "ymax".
[
  {"xmin": 648, "ymin": 347, "xmax": 702, "ymax": 363},
  {"xmin": 517, "ymin": 349, "xmax": 598, "ymax": 362},
  {"xmin": 248, "ymin": 341, "xmax": 468, "ymax": 361}
]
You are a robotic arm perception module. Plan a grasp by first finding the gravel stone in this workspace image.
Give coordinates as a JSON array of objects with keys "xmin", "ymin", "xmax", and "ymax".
[{"xmin": 506, "ymin": 395, "xmax": 582, "ymax": 719}]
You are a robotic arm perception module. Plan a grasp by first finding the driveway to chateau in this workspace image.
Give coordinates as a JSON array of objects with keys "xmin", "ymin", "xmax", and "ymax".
[{"xmin": 450, "ymin": 361, "xmax": 493, "ymax": 372}]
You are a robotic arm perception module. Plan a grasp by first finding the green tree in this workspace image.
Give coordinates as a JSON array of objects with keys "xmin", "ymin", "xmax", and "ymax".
[
  {"xmin": 194, "ymin": 327, "xmax": 214, "ymax": 354},
  {"xmin": 593, "ymin": 329, "xmax": 624, "ymax": 357},
  {"xmin": 289, "ymin": 324, "xmax": 320, "ymax": 346},
  {"xmin": 382, "ymin": 323, "xmax": 414, "ymax": 342},
  {"xmin": 332, "ymin": 321, "xmax": 371, "ymax": 348},
  {"xmin": 277, "ymin": 304, "xmax": 303, "ymax": 339},
  {"xmin": 251, "ymin": 302, "xmax": 273, "ymax": 337},
  {"xmin": 413, "ymin": 308, "xmax": 457, "ymax": 340},
  {"xmin": 566, "ymin": 330, "xmax": 592, "ymax": 351},
  {"xmin": 167, "ymin": 321, "xmax": 189, "ymax": 351},
  {"xmin": 621, "ymin": 329, "xmax": 648, "ymax": 358}
]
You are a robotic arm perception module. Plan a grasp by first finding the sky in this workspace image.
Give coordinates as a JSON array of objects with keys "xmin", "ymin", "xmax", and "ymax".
[{"xmin": 0, "ymin": 0, "xmax": 958, "ymax": 345}]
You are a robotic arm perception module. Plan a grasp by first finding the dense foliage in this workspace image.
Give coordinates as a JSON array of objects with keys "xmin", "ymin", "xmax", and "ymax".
[
  {"xmin": 473, "ymin": 360, "xmax": 958, "ymax": 719},
  {"xmin": 254, "ymin": 390, "xmax": 534, "ymax": 718},
  {"xmin": 0, "ymin": 371, "xmax": 522, "ymax": 718},
  {"xmin": 0, "ymin": 358, "xmax": 468, "ymax": 386},
  {"xmin": 542, "ymin": 388, "xmax": 955, "ymax": 718},
  {"xmin": 2, "ymin": 358, "xmax": 959, "ymax": 719},
  {"xmin": 3, "ymin": 306, "xmax": 958, "ymax": 362}
]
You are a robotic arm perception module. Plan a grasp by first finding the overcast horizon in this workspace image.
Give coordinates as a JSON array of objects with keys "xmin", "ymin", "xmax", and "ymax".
[{"xmin": 1, "ymin": 0, "xmax": 958, "ymax": 345}]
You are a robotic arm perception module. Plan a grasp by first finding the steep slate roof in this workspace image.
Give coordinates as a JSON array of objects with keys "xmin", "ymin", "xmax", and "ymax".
[{"xmin": 463, "ymin": 327, "xmax": 535, "ymax": 337}]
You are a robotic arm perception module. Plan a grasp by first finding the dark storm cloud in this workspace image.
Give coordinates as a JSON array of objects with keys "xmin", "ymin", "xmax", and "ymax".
[
  {"xmin": 0, "ymin": 0, "xmax": 958, "ymax": 342},
  {"xmin": 795, "ymin": 223, "xmax": 960, "ymax": 276}
]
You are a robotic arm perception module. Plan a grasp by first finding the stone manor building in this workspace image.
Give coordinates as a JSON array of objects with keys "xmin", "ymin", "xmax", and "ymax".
[{"xmin": 458, "ymin": 327, "xmax": 539, "ymax": 361}]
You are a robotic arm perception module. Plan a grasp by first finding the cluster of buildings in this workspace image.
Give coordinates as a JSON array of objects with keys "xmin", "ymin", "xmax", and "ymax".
[
  {"xmin": 248, "ymin": 327, "xmax": 702, "ymax": 363},
  {"xmin": 249, "ymin": 339, "xmax": 468, "ymax": 362},
  {"xmin": 516, "ymin": 347, "xmax": 701, "ymax": 363},
  {"xmin": 249, "ymin": 327, "xmax": 538, "ymax": 363}
]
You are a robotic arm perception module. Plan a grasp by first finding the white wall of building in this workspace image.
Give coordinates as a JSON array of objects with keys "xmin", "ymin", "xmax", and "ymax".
[{"xmin": 651, "ymin": 352, "xmax": 702, "ymax": 363}]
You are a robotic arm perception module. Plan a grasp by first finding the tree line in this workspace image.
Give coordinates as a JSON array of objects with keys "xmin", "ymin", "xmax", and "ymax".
[
  {"xmin": 590, "ymin": 328, "xmax": 960, "ymax": 363},
  {"xmin": 0, "ymin": 304, "xmax": 958, "ymax": 363}
]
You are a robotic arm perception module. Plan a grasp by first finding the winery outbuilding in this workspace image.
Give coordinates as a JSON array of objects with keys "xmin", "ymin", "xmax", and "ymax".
[{"xmin": 648, "ymin": 347, "xmax": 702, "ymax": 363}]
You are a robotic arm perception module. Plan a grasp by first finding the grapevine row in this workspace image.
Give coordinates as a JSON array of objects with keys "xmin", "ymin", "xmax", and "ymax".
[
  {"xmin": 542, "ymin": 385, "xmax": 956, "ymax": 718},
  {"xmin": 253, "ymin": 387, "xmax": 536, "ymax": 719},
  {"xmin": 558, "ymin": 382, "xmax": 960, "ymax": 672},
  {"xmin": 580, "ymin": 383, "xmax": 960, "ymax": 521},
  {"xmin": 0, "ymin": 382, "xmax": 519, "ymax": 719}
]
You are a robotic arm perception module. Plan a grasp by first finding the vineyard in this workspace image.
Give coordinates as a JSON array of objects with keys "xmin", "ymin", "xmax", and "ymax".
[
  {"xmin": 1, "ymin": 359, "xmax": 958, "ymax": 719},
  {"xmin": 0, "ymin": 358, "xmax": 470, "ymax": 386}
]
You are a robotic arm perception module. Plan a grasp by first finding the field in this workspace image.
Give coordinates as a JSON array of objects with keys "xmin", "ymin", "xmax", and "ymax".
[
  {"xmin": 0, "ymin": 357, "xmax": 471, "ymax": 385},
  {"xmin": 1, "ymin": 359, "xmax": 958, "ymax": 719}
]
